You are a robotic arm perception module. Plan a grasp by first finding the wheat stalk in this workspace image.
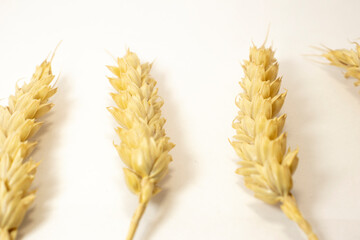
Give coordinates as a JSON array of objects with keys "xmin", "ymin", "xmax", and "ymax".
[
  {"xmin": 107, "ymin": 50, "xmax": 174, "ymax": 240},
  {"xmin": 230, "ymin": 43, "xmax": 318, "ymax": 240},
  {"xmin": 0, "ymin": 56, "xmax": 57, "ymax": 240},
  {"xmin": 321, "ymin": 42, "xmax": 360, "ymax": 85}
]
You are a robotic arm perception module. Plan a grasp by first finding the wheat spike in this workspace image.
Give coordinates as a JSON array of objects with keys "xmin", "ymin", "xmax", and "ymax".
[
  {"xmin": 107, "ymin": 50, "xmax": 174, "ymax": 240},
  {"xmin": 322, "ymin": 42, "xmax": 360, "ymax": 86},
  {"xmin": 230, "ymin": 44, "xmax": 318, "ymax": 240},
  {"xmin": 0, "ymin": 57, "xmax": 57, "ymax": 240}
]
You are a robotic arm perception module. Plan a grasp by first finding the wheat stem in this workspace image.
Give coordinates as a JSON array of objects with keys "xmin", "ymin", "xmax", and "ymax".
[
  {"xmin": 126, "ymin": 178, "xmax": 154, "ymax": 240},
  {"xmin": 281, "ymin": 195, "xmax": 318, "ymax": 240},
  {"xmin": 0, "ymin": 229, "xmax": 12, "ymax": 240},
  {"xmin": 126, "ymin": 202, "xmax": 147, "ymax": 240}
]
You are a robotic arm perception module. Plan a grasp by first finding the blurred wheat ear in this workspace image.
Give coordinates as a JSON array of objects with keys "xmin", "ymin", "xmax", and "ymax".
[
  {"xmin": 107, "ymin": 50, "xmax": 174, "ymax": 240},
  {"xmin": 0, "ymin": 54, "xmax": 57, "ymax": 240},
  {"xmin": 230, "ymin": 43, "xmax": 318, "ymax": 240},
  {"xmin": 321, "ymin": 42, "xmax": 360, "ymax": 86}
]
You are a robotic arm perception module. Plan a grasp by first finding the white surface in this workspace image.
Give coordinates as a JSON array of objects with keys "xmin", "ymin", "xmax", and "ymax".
[{"xmin": 0, "ymin": 0, "xmax": 359, "ymax": 239}]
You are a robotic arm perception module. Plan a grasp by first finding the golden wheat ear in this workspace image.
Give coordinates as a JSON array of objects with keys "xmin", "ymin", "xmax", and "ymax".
[
  {"xmin": 230, "ymin": 44, "xmax": 318, "ymax": 240},
  {"xmin": 320, "ymin": 42, "xmax": 360, "ymax": 86},
  {"xmin": 0, "ymin": 56, "xmax": 57, "ymax": 240},
  {"xmin": 107, "ymin": 50, "xmax": 174, "ymax": 240}
]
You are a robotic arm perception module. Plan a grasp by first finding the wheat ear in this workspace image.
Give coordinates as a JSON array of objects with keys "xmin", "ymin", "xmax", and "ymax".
[
  {"xmin": 321, "ymin": 42, "xmax": 360, "ymax": 86},
  {"xmin": 230, "ymin": 44, "xmax": 318, "ymax": 240},
  {"xmin": 0, "ymin": 57, "xmax": 57, "ymax": 240},
  {"xmin": 107, "ymin": 50, "xmax": 175, "ymax": 240}
]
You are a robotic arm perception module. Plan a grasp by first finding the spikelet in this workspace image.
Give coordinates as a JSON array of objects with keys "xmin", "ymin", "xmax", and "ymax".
[
  {"xmin": 230, "ymin": 44, "xmax": 318, "ymax": 240},
  {"xmin": 322, "ymin": 42, "xmax": 360, "ymax": 86},
  {"xmin": 107, "ymin": 50, "xmax": 174, "ymax": 240},
  {"xmin": 0, "ymin": 57, "xmax": 57, "ymax": 240}
]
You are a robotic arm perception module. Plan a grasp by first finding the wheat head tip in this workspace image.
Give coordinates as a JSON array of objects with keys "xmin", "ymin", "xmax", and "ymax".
[{"xmin": 321, "ymin": 42, "xmax": 360, "ymax": 86}]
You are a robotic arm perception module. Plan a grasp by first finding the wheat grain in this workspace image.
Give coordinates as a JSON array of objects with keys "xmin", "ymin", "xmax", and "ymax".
[
  {"xmin": 322, "ymin": 42, "xmax": 360, "ymax": 86},
  {"xmin": 107, "ymin": 50, "xmax": 174, "ymax": 240},
  {"xmin": 230, "ymin": 43, "xmax": 318, "ymax": 240},
  {"xmin": 0, "ymin": 56, "xmax": 57, "ymax": 240}
]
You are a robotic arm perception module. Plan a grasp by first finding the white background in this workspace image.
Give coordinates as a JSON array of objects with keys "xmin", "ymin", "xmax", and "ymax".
[{"xmin": 0, "ymin": 0, "xmax": 359, "ymax": 239}]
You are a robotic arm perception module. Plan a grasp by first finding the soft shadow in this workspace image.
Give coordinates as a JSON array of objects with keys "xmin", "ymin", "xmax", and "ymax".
[
  {"xmin": 249, "ymin": 202, "xmax": 306, "ymax": 240},
  {"xmin": 280, "ymin": 59, "xmax": 327, "ymax": 239},
  {"xmin": 317, "ymin": 63, "xmax": 360, "ymax": 105},
  {"xmin": 136, "ymin": 67, "xmax": 195, "ymax": 239},
  {"xmin": 18, "ymin": 75, "xmax": 71, "ymax": 239}
]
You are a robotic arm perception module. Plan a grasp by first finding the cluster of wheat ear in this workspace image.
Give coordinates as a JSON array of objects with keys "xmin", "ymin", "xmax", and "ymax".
[
  {"xmin": 107, "ymin": 50, "xmax": 175, "ymax": 240},
  {"xmin": 230, "ymin": 44, "xmax": 318, "ymax": 240},
  {"xmin": 322, "ymin": 42, "xmax": 360, "ymax": 86},
  {"xmin": 0, "ymin": 58, "xmax": 57, "ymax": 240}
]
